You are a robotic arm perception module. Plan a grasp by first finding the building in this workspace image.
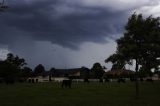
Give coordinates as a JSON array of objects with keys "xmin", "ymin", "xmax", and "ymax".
[
  {"xmin": 104, "ymin": 69, "xmax": 135, "ymax": 78},
  {"xmin": 27, "ymin": 67, "xmax": 90, "ymax": 83}
]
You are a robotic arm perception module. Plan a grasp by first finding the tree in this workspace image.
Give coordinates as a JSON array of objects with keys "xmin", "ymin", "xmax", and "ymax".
[
  {"xmin": 0, "ymin": 53, "xmax": 27, "ymax": 84},
  {"xmin": 34, "ymin": 64, "xmax": 45, "ymax": 76},
  {"xmin": 105, "ymin": 53, "xmax": 127, "ymax": 70},
  {"xmin": 106, "ymin": 13, "xmax": 160, "ymax": 98},
  {"xmin": 21, "ymin": 67, "xmax": 33, "ymax": 78},
  {"xmin": 6, "ymin": 53, "xmax": 26, "ymax": 69},
  {"xmin": 49, "ymin": 67, "xmax": 55, "ymax": 75},
  {"xmin": 91, "ymin": 63, "xmax": 105, "ymax": 79},
  {"xmin": 0, "ymin": 60, "xmax": 18, "ymax": 84},
  {"xmin": 0, "ymin": 0, "xmax": 9, "ymax": 12}
]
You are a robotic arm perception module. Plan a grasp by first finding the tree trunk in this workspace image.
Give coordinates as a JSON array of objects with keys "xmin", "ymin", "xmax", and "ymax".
[{"xmin": 135, "ymin": 59, "xmax": 139, "ymax": 99}]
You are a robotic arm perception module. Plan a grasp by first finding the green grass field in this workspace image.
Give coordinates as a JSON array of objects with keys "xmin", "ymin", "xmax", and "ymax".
[{"xmin": 0, "ymin": 81, "xmax": 160, "ymax": 106}]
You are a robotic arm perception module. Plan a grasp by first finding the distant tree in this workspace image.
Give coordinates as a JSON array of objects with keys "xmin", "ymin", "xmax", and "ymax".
[
  {"xmin": 91, "ymin": 63, "xmax": 105, "ymax": 79},
  {"xmin": 34, "ymin": 64, "xmax": 45, "ymax": 76},
  {"xmin": 49, "ymin": 67, "xmax": 55, "ymax": 75},
  {"xmin": 0, "ymin": 53, "xmax": 27, "ymax": 84},
  {"xmin": 0, "ymin": 60, "xmax": 18, "ymax": 84},
  {"xmin": 0, "ymin": 0, "xmax": 9, "ymax": 12},
  {"xmin": 21, "ymin": 67, "xmax": 33, "ymax": 78},
  {"xmin": 6, "ymin": 53, "xmax": 26, "ymax": 69},
  {"xmin": 81, "ymin": 67, "xmax": 90, "ymax": 82},
  {"xmin": 49, "ymin": 67, "xmax": 56, "ymax": 81}
]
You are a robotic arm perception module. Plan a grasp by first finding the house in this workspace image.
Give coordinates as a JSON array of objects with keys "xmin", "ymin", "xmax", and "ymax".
[
  {"xmin": 52, "ymin": 67, "xmax": 90, "ymax": 79},
  {"xmin": 152, "ymin": 74, "xmax": 159, "ymax": 80},
  {"xmin": 27, "ymin": 67, "xmax": 90, "ymax": 83},
  {"xmin": 104, "ymin": 69, "xmax": 135, "ymax": 78}
]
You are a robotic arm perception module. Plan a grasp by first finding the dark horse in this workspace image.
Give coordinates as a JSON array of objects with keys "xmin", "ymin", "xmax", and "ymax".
[
  {"xmin": 61, "ymin": 79, "xmax": 72, "ymax": 88},
  {"xmin": 118, "ymin": 78, "xmax": 126, "ymax": 83}
]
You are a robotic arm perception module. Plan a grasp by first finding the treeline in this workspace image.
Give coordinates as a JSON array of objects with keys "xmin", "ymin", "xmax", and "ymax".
[{"xmin": 0, "ymin": 53, "xmax": 106, "ymax": 84}]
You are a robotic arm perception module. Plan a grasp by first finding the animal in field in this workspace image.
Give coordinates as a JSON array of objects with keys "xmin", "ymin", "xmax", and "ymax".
[
  {"xmin": 118, "ymin": 78, "xmax": 125, "ymax": 83},
  {"xmin": 84, "ymin": 78, "xmax": 89, "ymax": 83},
  {"xmin": 140, "ymin": 78, "xmax": 144, "ymax": 82},
  {"xmin": 146, "ymin": 78, "xmax": 153, "ymax": 82},
  {"xmin": 130, "ymin": 78, "xmax": 136, "ymax": 82},
  {"xmin": 99, "ymin": 78, "xmax": 103, "ymax": 83},
  {"xmin": 105, "ymin": 78, "xmax": 109, "ymax": 82},
  {"xmin": 61, "ymin": 79, "xmax": 72, "ymax": 88}
]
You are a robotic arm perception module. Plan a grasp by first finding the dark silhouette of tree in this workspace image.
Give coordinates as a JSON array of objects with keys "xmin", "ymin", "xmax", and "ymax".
[
  {"xmin": 21, "ymin": 67, "xmax": 33, "ymax": 78},
  {"xmin": 49, "ymin": 67, "xmax": 56, "ymax": 81},
  {"xmin": 0, "ymin": 53, "xmax": 27, "ymax": 84},
  {"xmin": 81, "ymin": 67, "xmax": 90, "ymax": 82},
  {"xmin": 0, "ymin": 60, "xmax": 18, "ymax": 84},
  {"xmin": 0, "ymin": 0, "xmax": 9, "ymax": 12},
  {"xmin": 34, "ymin": 64, "xmax": 45, "ymax": 76},
  {"xmin": 138, "ymin": 67, "xmax": 153, "ymax": 78},
  {"xmin": 6, "ymin": 53, "xmax": 26, "ymax": 69},
  {"xmin": 49, "ymin": 67, "xmax": 55, "ymax": 75},
  {"xmin": 105, "ymin": 53, "xmax": 127, "ymax": 70},
  {"xmin": 91, "ymin": 63, "xmax": 105, "ymax": 79},
  {"xmin": 106, "ymin": 13, "xmax": 160, "ymax": 98}
]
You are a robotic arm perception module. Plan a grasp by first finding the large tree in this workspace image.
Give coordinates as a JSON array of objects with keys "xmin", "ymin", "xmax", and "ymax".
[{"xmin": 106, "ymin": 13, "xmax": 160, "ymax": 98}]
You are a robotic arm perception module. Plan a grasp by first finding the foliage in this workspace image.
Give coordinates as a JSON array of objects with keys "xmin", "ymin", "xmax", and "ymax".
[
  {"xmin": 0, "ymin": 61, "xmax": 18, "ymax": 84},
  {"xmin": 91, "ymin": 62, "xmax": 105, "ymax": 78},
  {"xmin": 34, "ymin": 64, "xmax": 45, "ymax": 76},
  {"xmin": 105, "ymin": 53, "xmax": 127, "ymax": 70},
  {"xmin": 21, "ymin": 67, "xmax": 33, "ymax": 78},
  {"xmin": 0, "ymin": 53, "xmax": 28, "ymax": 83},
  {"xmin": 118, "ymin": 13, "xmax": 160, "ymax": 71},
  {"xmin": 106, "ymin": 13, "xmax": 160, "ymax": 73},
  {"xmin": 105, "ymin": 13, "xmax": 160, "ymax": 98},
  {"xmin": 6, "ymin": 53, "xmax": 26, "ymax": 69}
]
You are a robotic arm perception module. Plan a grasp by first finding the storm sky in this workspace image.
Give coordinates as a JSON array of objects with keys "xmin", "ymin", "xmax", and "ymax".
[{"xmin": 0, "ymin": 0, "xmax": 160, "ymax": 70}]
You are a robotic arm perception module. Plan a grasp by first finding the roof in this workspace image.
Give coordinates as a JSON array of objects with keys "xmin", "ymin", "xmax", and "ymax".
[
  {"xmin": 105, "ymin": 69, "xmax": 135, "ymax": 76},
  {"xmin": 43, "ymin": 67, "xmax": 90, "ymax": 77}
]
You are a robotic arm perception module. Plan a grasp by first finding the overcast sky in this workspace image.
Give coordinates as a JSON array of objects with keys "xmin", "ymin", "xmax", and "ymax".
[{"xmin": 0, "ymin": 0, "xmax": 160, "ymax": 70}]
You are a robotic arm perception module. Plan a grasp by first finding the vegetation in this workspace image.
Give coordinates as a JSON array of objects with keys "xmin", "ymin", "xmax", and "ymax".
[
  {"xmin": 106, "ymin": 13, "xmax": 160, "ymax": 97},
  {"xmin": 0, "ymin": 82, "xmax": 160, "ymax": 106},
  {"xmin": 34, "ymin": 64, "xmax": 45, "ymax": 76},
  {"xmin": 106, "ymin": 13, "xmax": 160, "ymax": 74},
  {"xmin": 0, "ymin": 53, "xmax": 27, "ymax": 84},
  {"xmin": 91, "ymin": 62, "xmax": 105, "ymax": 79}
]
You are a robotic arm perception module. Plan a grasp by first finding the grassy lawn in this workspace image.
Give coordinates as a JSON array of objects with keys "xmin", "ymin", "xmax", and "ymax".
[{"xmin": 0, "ymin": 81, "xmax": 160, "ymax": 106}]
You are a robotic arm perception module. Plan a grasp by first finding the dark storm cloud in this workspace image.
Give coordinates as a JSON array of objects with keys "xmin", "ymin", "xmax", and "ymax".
[
  {"xmin": 0, "ymin": 0, "xmax": 129, "ymax": 49},
  {"xmin": 0, "ymin": 0, "xmax": 159, "ymax": 68}
]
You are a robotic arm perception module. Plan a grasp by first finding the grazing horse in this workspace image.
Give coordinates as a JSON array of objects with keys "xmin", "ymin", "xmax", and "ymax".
[
  {"xmin": 84, "ymin": 78, "xmax": 89, "ymax": 83},
  {"xmin": 146, "ymin": 78, "xmax": 153, "ymax": 82},
  {"xmin": 105, "ymin": 78, "xmax": 110, "ymax": 82},
  {"xmin": 130, "ymin": 78, "xmax": 136, "ymax": 82},
  {"xmin": 99, "ymin": 78, "xmax": 103, "ymax": 83},
  {"xmin": 61, "ymin": 79, "xmax": 72, "ymax": 88},
  {"xmin": 118, "ymin": 78, "xmax": 125, "ymax": 83}
]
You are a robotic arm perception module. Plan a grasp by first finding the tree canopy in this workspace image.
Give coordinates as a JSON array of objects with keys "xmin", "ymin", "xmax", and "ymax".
[
  {"xmin": 105, "ymin": 13, "xmax": 160, "ymax": 98},
  {"xmin": 91, "ymin": 62, "xmax": 105, "ymax": 78},
  {"xmin": 106, "ymin": 13, "xmax": 160, "ymax": 73},
  {"xmin": 34, "ymin": 64, "xmax": 45, "ymax": 76},
  {"xmin": 0, "ymin": 53, "xmax": 27, "ymax": 83}
]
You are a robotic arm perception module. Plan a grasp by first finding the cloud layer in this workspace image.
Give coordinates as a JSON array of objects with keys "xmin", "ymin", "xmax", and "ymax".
[{"xmin": 0, "ymin": 0, "xmax": 160, "ymax": 68}]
